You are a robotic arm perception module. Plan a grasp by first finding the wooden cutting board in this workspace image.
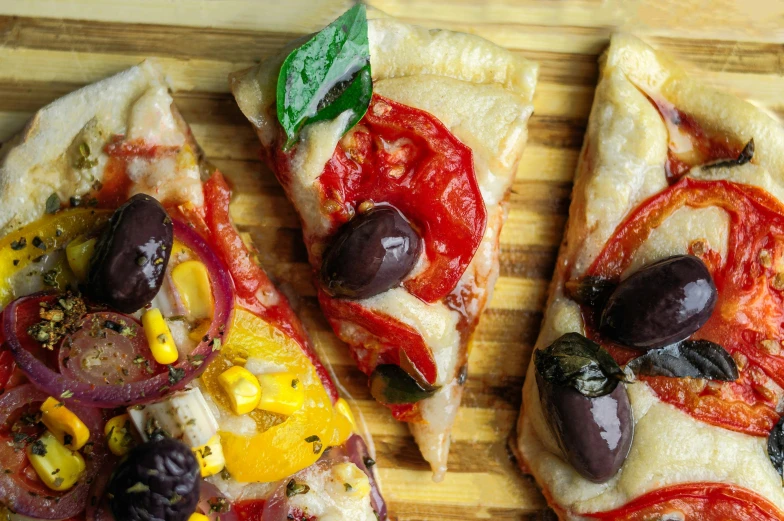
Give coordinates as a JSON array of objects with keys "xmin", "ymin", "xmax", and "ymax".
[{"xmin": 0, "ymin": 1, "xmax": 782, "ymax": 519}]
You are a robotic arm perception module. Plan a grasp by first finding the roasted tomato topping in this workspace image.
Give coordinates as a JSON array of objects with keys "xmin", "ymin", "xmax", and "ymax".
[
  {"xmin": 583, "ymin": 178, "xmax": 784, "ymax": 435},
  {"xmin": 585, "ymin": 483, "xmax": 784, "ymax": 520}
]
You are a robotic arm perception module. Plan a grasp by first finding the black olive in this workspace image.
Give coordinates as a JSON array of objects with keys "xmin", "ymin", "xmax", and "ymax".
[
  {"xmin": 108, "ymin": 438, "xmax": 200, "ymax": 521},
  {"xmin": 536, "ymin": 371, "xmax": 633, "ymax": 483},
  {"xmin": 600, "ymin": 255, "xmax": 717, "ymax": 350},
  {"xmin": 88, "ymin": 194, "xmax": 173, "ymax": 313},
  {"xmin": 321, "ymin": 206, "xmax": 421, "ymax": 299}
]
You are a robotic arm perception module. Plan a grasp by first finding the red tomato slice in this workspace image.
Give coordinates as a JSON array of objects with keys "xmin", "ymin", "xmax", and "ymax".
[
  {"xmin": 275, "ymin": 94, "xmax": 486, "ymax": 303},
  {"xmin": 585, "ymin": 483, "xmax": 784, "ymax": 520},
  {"xmin": 318, "ymin": 289, "xmax": 437, "ymax": 387},
  {"xmin": 202, "ymin": 172, "xmax": 339, "ymax": 403},
  {"xmin": 584, "ymin": 178, "xmax": 784, "ymax": 436}
]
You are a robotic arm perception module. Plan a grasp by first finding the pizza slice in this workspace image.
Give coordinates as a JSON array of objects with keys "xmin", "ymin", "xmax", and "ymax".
[
  {"xmin": 515, "ymin": 34, "xmax": 784, "ymax": 519},
  {"xmin": 231, "ymin": 5, "xmax": 538, "ymax": 480},
  {"xmin": 0, "ymin": 61, "xmax": 386, "ymax": 521}
]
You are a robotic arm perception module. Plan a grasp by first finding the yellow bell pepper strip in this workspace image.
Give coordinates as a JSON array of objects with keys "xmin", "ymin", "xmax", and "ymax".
[
  {"xmin": 200, "ymin": 309, "xmax": 352, "ymax": 483},
  {"xmin": 0, "ymin": 209, "xmax": 110, "ymax": 306}
]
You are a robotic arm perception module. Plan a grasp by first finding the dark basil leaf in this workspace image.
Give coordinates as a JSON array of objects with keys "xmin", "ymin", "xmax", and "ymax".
[
  {"xmin": 564, "ymin": 276, "xmax": 616, "ymax": 308},
  {"xmin": 370, "ymin": 364, "xmax": 438, "ymax": 404},
  {"xmin": 705, "ymin": 138, "xmax": 754, "ymax": 170},
  {"xmin": 626, "ymin": 340, "xmax": 738, "ymax": 381},
  {"xmin": 276, "ymin": 4, "xmax": 371, "ymax": 149},
  {"xmin": 534, "ymin": 332, "xmax": 625, "ymax": 398},
  {"xmin": 769, "ymin": 416, "xmax": 784, "ymax": 479}
]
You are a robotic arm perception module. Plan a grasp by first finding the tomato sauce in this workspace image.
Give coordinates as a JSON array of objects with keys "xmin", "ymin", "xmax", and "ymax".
[{"xmin": 583, "ymin": 178, "xmax": 784, "ymax": 436}]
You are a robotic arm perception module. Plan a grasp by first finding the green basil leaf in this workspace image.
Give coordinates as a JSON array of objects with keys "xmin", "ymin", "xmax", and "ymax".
[
  {"xmin": 626, "ymin": 339, "xmax": 738, "ymax": 381},
  {"xmin": 276, "ymin": 4, "xmax": 372, "ymax": 149},
  {"xmin": 369, "ymin": 364, "xmax": 438, "ymax": 404},
  {"xmin": 535, "ymin": 332, "xmax": 626, "ymax": 397}
]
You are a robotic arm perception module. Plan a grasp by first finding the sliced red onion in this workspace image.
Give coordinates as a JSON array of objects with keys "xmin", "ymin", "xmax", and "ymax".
[
  {"xmin": 3, "ymin": 220, "xmax": 234, "ymax": 408},
  {"xmin": 196, "ymin": 480, "xmax": 239, "ymax": 521},
  {"xmin": 323, "ymin": 434, "xmax": 387, "ymax": 520},
  {"xmin": 0, "ymin": 384, "xmax": 109, "ymax": 520}
]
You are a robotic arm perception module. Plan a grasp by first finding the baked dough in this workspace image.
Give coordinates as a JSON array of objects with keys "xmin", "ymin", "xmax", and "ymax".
[
  {"xmin": 0, "ymin": 61, "xmax": 206, "ymax": 235},
  {"xmin": 232, "ymin": 10, "xmax": 538, "ymax": 479},
  {"xmin": 516, "ymin": 33, "xmax": 784, "ymax": 516}
]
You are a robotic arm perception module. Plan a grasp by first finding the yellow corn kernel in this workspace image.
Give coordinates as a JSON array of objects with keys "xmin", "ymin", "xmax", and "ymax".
[
  {"xmin": 104, "ymin": 414, "xmax": 135, "ymax": 456},
  {"xmin": 188, "ymin": 320, "xmax": 212, "ymax": 343},
  {"xmin": 40, "ymin": 397, "xmax": 90, "ymax": 450},
  {"xmin": 171, "ymin": 261, "xmax": 214, "ymax": 321},
  {"xmin": 142, "ymin": 308, "xmax": 179, "ymax": 365},
  {"xmin": 193, "ymin": 435, "xmax": 225, "ymax": 477},
  {"xmin": 188, "ymin": 514, "xmax": 209, "ymax": 521},
  {"xmin": 65, "ymin": 237, "xmax": 96, "ymax": 281},
  {"xmin": 27, "ymin": 431, "xmax": 86, "ymax": 492},
  {"xmin": 218, "ymin": 366, "xmax": 261, "ymax": 415},
  {"xmin": 332, "ymin": 462, "xmax": 371, "ymax": 497},
  {"xmin": 256, "ymin": 373, "xmax": 305, "ymax": 417},
  {"xmin": 334, "ymin": 398, "xmax": 357, "ymax": 431}
]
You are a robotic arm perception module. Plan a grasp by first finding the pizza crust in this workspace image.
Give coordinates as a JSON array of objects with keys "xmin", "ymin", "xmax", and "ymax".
[
  {"xmin": 0, "ymin": 60, "xmax": 204, "ymax": 235},
  {"xmin": 231, "ymin": 11, "xmax": 537, "ymax": 479},
  {"xmin": 517, "ymin": 33, "xmax": 784, "ymax": 516}
]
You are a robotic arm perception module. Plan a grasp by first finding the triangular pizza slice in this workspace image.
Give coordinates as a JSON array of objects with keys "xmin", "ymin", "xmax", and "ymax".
[
  {"xmin": 0, "ymin": 61, "xmax": 386, "ymax": 521},
  {"xmin": 516, "ymin": 34, "xmax": 784, "ymax": 518},
  {"xmin": 231, "ymin": 6, "xmax": 538, "ymax": 479}
]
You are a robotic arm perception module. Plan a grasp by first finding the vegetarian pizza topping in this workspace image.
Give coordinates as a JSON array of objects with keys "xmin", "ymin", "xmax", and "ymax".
[
  {"xmin": 276, "ymin": 4, "xmax": 371, "ymax": 149},
  {"xmin": 599, "ymin": 255, "xmax": 718, "ymax": 350},
  {"xmin": 88, "ymin": 193, "xmax": 174, "ymax": 313},
  {"xmin": 314, "ymin": 94, "xmax": 486, "ymax": 304},
  {"xmin": 579, "ymin": 178, "xmax": 784, "ymax": 437},
  {"xmin": 626, "ymin": 340, "xmax": 738, "ymax": 381},
  {"xmin": 107, "ymin": 438, "xmax": 201, "ymax": 521},
  {"xmin": 321, "ymin": 206, "xmax": 422, "ymax": 299}
]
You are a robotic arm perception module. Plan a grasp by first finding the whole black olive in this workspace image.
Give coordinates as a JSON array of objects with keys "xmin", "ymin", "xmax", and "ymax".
[
  {"xmin": 600, "ymin": 255, "xmax": 717, "ymax": 350},
  {"xmin": 536, "ymin": 371, "xmax": 633, "ymax": 483},
  {"xmin": 320, "ymin": 206, "xmax": 421, "ymax": 299},
  {"xmin": 108, "ymin": 438, "xmax": 200, "ymax": 521},
  {"xmin": 88, "ymin": 194, "xmax": 173, "ymax": 313}
]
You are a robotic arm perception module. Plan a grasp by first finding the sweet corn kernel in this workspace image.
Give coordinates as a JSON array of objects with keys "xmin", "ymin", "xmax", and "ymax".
[
  {"xmin": 171, "ymin": 260, "xmax": 214, "ymax": 321},
  {"xmin": 188, "ymin": 513, "xmax": 210, "ymax": 521},
  {"xmin": 218, "ymin": 366, "xmax": 262, "ymax": 415},
  {"xmin": 27, "ymin": 431, "xmax": 86, "ymax": 492},
  {"xmin": 104, "ymin": 414, "xmax": 135, "ymax": 456},
  {"xmin": 332, "ymin": 462, "xmax": 371, "ymax": 497},
  {"xmin": 65, "ymin": 237, "xmax": 96, "ymax": 281},
  {"xmin": 256, "ymin": 372, "xmax": 305, "ymax": 417},
  {"xmin": 142, "ymin": 308, "xmax": 179, "ymax": 365},
  {"xmin": 193, "ymin": 434, "xmax": 225, "ymax": 477},
  {"xmin": 40, "ymin": 397, "xmax": 90, "ymax": 450},
  {"xmin": 334, "ymin": 398, "xmax": 357, "ymax": 431},
  {"xmin": 188, "ymin": 320, "xmax": 212, "ymax": 342}
]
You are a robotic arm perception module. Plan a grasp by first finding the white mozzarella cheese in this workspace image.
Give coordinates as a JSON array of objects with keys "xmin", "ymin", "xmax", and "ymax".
[
  {"xmin": 127, "ymin": 85, "xmax": 186, "ymax": 147},
  {"xmin": 128, "ymin": 387, "xmax": 218, "ymax": 448},
  {"xmin": 287, "ymin": 462, "xmax": 377, "ymax": 521}
]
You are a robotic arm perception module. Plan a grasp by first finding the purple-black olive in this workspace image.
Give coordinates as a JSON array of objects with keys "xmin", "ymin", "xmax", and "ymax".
[
  {"xmin": 320, "ymin": 206, "xmax": 421, "ymax": 299},
  {"xmin": 88, "ymin": 194, "xmax": 173, "ymax": 313},
  {"xmin": 600, "ymin": 255, "xmax": 717, "ymax": 350},
  {"xmin": 108, "ymin": 438, "xmax": 200, "ymax": 521},
  {"xmin": 536, "ymin": 371, "xmax": 633, "ymax": 483}
]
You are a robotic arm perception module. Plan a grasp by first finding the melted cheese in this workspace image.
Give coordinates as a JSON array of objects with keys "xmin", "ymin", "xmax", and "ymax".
[
  {"xmin": 128, "ymin": 86, "xmax": 185, "ymax": 147},
  {"xmin": 287, "ymin": 462, "xmax": 377, "ymax": 521}
]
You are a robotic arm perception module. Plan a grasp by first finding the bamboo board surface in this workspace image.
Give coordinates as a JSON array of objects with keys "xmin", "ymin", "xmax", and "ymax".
[{"xmin": 0, "ymin": 1, "xmax": 783, "ymax": 519}]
